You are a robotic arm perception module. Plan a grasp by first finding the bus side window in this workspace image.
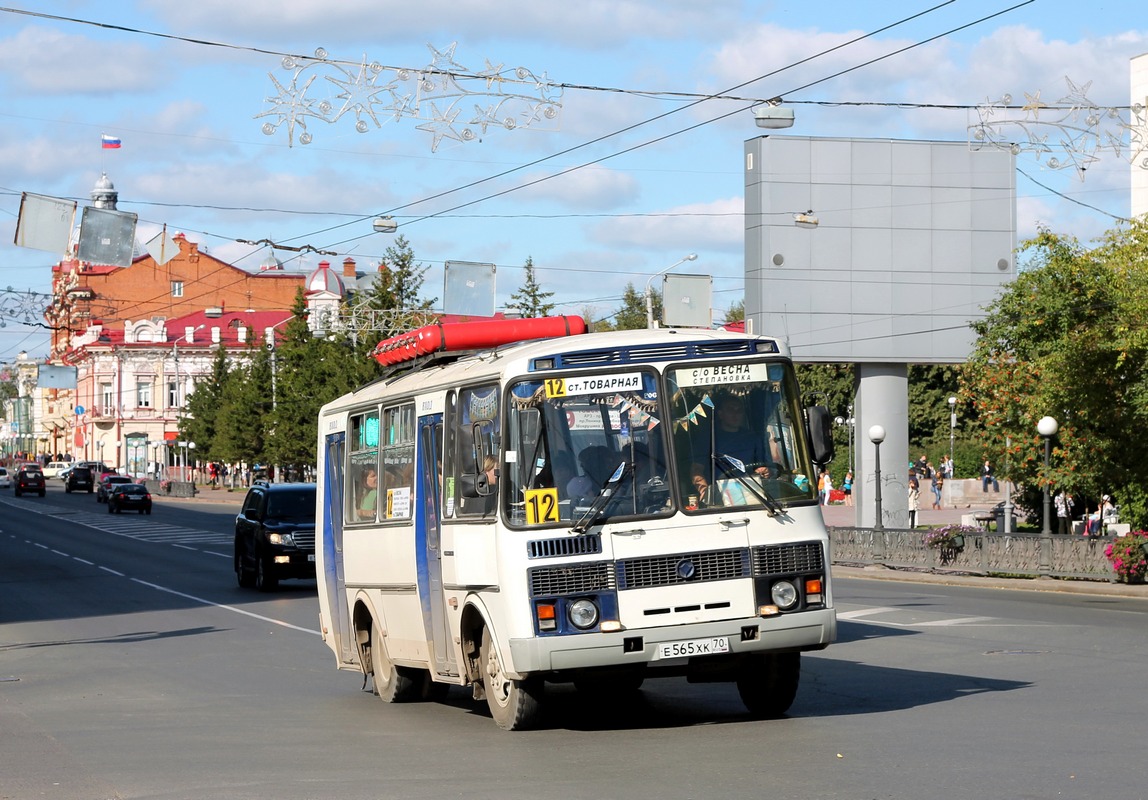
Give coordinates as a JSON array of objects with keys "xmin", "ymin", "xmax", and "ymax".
[
  {"xmin": 449, "ymin": 384, "xmax": 500, "ymax": 518},
  {"xmin": 348, "ymin": 409, "xmax": 380, "ymax": 523}
]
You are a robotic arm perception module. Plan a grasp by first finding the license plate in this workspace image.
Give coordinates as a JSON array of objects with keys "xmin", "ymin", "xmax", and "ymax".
[
  {"xmin": 654, "ymin": 637, "xmax": 730, "ymax": 660},
  {"xmin": 307, "ymin": 554, "xmax": 316, "ymax": 562}
]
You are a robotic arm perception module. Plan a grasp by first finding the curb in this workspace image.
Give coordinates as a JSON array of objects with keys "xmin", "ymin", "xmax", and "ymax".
[{"xmin": 832, "ymin": 564, "xmax": 1148, "ymax": 599}]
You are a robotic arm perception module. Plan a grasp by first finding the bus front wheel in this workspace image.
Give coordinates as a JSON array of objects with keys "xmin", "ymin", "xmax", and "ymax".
[
  {"xmin": 480, "ymin": 627, "xmax": 542, "ymax": 731},
  {"xmin": 370, "ymin": 618, "xmax": 417, "ymax": 702},
  {"xmin": 736, "ymin": 651, "xmax": 800, "ymax": 718}
]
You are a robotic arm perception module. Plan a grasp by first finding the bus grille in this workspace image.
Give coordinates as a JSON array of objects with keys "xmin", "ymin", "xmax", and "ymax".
[
  {"xmin": 529, "ymin": 562, "xmax": 616, "ymax": 596},
  {"xmin": 527, "ymin": 533, "xmax": 602, "ymax": 559},
  {"xmin": 750, "ymin": 542, "xmax": 824, "ymax": 576},
  {"xmin": 617, "ymin": 548, "xmax": 749, "ymax": 589}
]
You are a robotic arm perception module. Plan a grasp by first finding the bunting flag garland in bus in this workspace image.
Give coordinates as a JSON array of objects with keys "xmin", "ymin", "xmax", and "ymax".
[
  {"xmin": 674, "ymin": 393, "xmax": 714, "ymax": 430},
  {"xmin": 611, "ymin": 394, "xmax": 660, "ymax": 430}
]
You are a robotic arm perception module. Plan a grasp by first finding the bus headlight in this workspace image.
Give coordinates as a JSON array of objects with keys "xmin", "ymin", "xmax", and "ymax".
[
  {"xmin": 770, "ymin": 580, "xmax": 799, "ymax": 610},
  {"xmin": 568, "ymin": 599, "xmax": 600, "ymax": 630}
]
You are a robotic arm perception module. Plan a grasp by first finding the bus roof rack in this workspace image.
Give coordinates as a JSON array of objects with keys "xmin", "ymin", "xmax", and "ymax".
[{"xmin": 372, "ymin": 315, "xmax": 587, "ymax": 367}]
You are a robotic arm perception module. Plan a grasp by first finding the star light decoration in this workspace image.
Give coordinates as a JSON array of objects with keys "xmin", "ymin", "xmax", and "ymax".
[
  {"xmin": 969, "ymin": 77, "xmax": 1148, "ymax": 180},
  {"xmin": 257, "ymin": 43, "xmax": 562, "ymax": 152}
]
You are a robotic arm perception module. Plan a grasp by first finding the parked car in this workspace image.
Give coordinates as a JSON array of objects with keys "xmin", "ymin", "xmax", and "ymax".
[
  {"xmin": 107, "ymin": 483, "xmax": 152, "ymax": 514},
  {"xmin": 64, "ymin": 465, "xmax": 95, "ymax": 493},
  {"xmin": 97, "ymin": 474, "xmax": 133, "ymax": 503},
  {"xmin": 234, "ymin": 482, "xmax": 317, "ymax": 591},
  {"xmin": 14, "ymin": 467, "xmax": 46, "ymax": 497},
  {"xmin": 41, "ymin": 461, "xmax": 69, "ymax": 478},
  {"xmin": 0, "ymin": 467, "xmax": 10, "ymax": 489}
]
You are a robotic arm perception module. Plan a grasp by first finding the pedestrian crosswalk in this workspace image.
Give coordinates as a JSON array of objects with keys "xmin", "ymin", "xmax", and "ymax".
[{"xmin": 8, "ymin": 502, "xmax": 231, "ymax": 547}]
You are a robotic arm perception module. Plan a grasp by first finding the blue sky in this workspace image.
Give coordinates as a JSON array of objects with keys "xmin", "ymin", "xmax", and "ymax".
[{"xmin": 1, "ymin": 0, "xmax": 1146, "ymax": 361}]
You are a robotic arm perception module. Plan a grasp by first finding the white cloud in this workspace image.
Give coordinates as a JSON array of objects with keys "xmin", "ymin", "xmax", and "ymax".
[
  {"xmin": 509, "ymin": 165, "xmax": 640, "ymax": 210},
  {"xmin": 0, "ymin": 26, "xmax": 167, "ymax": 94},
  {"xmin": 141, "ymin": 0, "xmax": 740, "ymax": 48},
  {"xmin": 590, "ymin": 196, "xmax": 743, "ymax": 252}
]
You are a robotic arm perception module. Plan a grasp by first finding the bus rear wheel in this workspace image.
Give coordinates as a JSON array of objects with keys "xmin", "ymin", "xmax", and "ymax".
[
  {"xmin": 370, "ymin": 618, "xmax": 418, "ymax": 702},
  {"xmin": 480, "ymin": 627, "xmax": 542, "ymax": 730},
  {"xmin": 736, "ymin": 651, "xmax": 800, "ymax": 718}
]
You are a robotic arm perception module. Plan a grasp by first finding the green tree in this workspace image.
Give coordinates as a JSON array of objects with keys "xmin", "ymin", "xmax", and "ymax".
[
  {"xmin": 962, "ymin": 223, "xmax": 1148, "ymax": 524},
  {"xmin": 214, "ymin": 346, "xmax": 273, "ymax": 467},
  {"xmin": 722, "ymin": 298, "xmax": 745, "ymax": 324},
  {"xmin": 180, "ymin": 345, "xmax": 231, "ymax": 460},
  {"xmin": 266, "ymin": 294, "xmax": 324, "ymax": 474},
  {"xmin": 611, "ymin": 282, "xmax": 655, "ymax": 331},
  {"xmin": 506, "ymin": 256, "xmax": 555, "ymax": 317}
]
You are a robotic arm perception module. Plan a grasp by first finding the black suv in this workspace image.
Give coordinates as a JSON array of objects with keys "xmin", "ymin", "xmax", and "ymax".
[
  {"xmin": 15, "ymin": 467, "xmax": 46, "ymax": 497},
  {"xmin": 65, "ymin": 465, "xmax": 94, "ymax": 493},
  {"xmin": 234, "ymin": 482, "xmax": 317, "ymax": 591}
]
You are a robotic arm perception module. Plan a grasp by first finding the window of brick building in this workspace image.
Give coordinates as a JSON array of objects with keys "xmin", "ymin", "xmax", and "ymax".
[{"xmin": 171, "ymin": 281, "xmax": 184, "ymax": 297}]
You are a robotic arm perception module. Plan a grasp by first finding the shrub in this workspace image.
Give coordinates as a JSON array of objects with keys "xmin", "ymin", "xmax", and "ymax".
[
  {"xmin": 923, "ymin": 523, "xmax": 982, "ymax": 550},
  {"xmin": 1104, "ymin": 532, "xmax": 1148, "ymax": 584}
]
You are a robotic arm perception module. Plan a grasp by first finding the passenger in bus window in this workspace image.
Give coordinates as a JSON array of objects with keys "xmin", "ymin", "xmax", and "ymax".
[{"xmin": 358, "ymin": 468, "xmax": 378, "ymax": 520}]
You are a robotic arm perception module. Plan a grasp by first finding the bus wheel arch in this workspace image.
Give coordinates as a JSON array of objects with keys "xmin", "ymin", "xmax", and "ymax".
[
  {"xmin": 458, "ymin": 602, "xmax": 488, "ymax": 700},
  {"xmin": 478, "ymin": 626, "xmax": 542, "ymax": 731},
  {"xmin": 353, "ymin": 598, "xmax": 418, "ymax": 703}
]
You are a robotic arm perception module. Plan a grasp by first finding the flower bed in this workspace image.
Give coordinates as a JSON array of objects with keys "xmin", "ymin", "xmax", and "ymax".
[{"xmin": 1104, "ymin": 532, "xmax": 1148, "ymax": 584}]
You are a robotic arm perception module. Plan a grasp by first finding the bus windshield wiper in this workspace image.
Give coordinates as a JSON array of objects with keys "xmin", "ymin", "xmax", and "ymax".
[
  {"xmin": 572, "ymin": 460, "xmax": 632, "ymax": 533},
  {"xmin": 714, "ymin": 454, "xmax": 784, "ymax": 516}
]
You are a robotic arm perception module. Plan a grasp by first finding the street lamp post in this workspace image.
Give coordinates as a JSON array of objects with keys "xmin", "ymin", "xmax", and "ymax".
[
  {"xmin": 1037, "ymin": 415, "xmax": 1059, "ymax": 576},
  {"xmin": 948, "ymin": 396, "xmax": 957, "ymax": 472},
  {"xmin": 869, "ymin": 425, "xmax": 886, "ymax": 562},
  {"xmin": 645, "ymin": 253, "xmax": 697, "ymax": 329}
]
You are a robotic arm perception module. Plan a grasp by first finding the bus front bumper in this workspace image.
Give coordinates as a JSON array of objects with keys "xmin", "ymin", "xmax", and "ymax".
[{"xmin": 506, "ymin": 607, "xmax": 836, "ymax": 677}]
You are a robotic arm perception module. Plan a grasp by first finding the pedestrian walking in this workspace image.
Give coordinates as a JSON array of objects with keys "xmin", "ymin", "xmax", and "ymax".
[
  {"xmin": 842, "ymin": 471, "xmax": 853, "ymax": 506},
  {"xmin": 908, "ymin": 476, "xmax": 920, "ymax": 528},
  {"xmin": 930, "ymin": 468, "xmax": 943, "ymax": 510},
  {"xmin": 1054, "ymin": 490, "xmax": 1075, "ymax": 535}
]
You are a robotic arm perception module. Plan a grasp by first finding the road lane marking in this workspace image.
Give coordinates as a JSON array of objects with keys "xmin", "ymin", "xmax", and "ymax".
[{"xmin": 130, "ymin": 578, "xmax": 319, "ymax": 635}]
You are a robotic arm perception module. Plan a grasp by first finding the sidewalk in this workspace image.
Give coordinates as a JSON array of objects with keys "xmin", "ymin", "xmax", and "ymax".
[
  {"xmin": 820, "ymin": 503, "xmax": 1148, "ymax": 599},
  {"xmin": 820, "ymin": 502, "xmax": 974, "ymax": 528}
]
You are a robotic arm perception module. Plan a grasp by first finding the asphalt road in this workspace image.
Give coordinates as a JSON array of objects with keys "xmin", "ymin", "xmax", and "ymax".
[{"xmin": 3, "ymin": 481, "xmax": 1147, "ymax": 799}]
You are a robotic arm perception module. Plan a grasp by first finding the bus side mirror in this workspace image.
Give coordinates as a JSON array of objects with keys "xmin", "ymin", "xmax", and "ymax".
[
  {"xmin": 459, "ymin": 472, "xmax": 481, "ymax": 498},
  {"xmin": 805, "ymin": 405, "xmax": 835, "ymax": 467}
]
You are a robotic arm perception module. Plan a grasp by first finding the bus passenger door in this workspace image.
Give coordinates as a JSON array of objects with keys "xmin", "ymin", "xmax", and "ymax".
[
  {"xmin": 322, "ymin": 432, "xmax": 357, "ymax": 665},
  {"xmin": 416, "ymin": 413, "xmax": 455, "ymax": 676}
]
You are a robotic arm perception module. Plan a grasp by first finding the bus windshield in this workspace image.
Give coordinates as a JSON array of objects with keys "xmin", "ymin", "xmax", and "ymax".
[
  {"xmin": 666, "ymin": 360, "xmax": 818, "ymax": 510},
  {"xmin": 504, "ymin": 369, "xmax": 671, "ymax": 527}
]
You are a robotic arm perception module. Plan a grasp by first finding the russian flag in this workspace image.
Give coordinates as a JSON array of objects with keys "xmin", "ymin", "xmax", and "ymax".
[{"xmin": 101, "ymin": 134, "xmax": 121, "ymax": 149}]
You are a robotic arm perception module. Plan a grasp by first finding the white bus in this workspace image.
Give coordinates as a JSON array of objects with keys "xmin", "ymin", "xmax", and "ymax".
[{"xmin": 315, "ymin": 317, "xmax": 837, "ymax": 730}]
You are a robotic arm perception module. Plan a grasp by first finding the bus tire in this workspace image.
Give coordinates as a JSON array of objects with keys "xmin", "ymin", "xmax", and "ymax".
[
  {"xmin": 736, "ymin": 651, "xmax": 800, "ymax": 719},
  {"xmin": 480, "ymin": 627, "xmax": 542, "ymax": 730},
  {"xmin": 370, "ymin": 618, "xmax": 417, "ymax": 702}
]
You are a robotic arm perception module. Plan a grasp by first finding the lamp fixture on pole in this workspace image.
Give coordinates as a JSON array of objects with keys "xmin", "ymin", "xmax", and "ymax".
[
  {"xmin": 1037, "ymin": 415, "xmax": 1059, "ymax": 576},
  {"xmin": 645, "ymin": 253, "xmax": 698, "ymax": 329},
  {"xmin": 868, "ymin": 424, "xmax": 886, "ymax": 561},
  {"xmin": 948, "ymin": 396, "xmax": 957, "ymax": 470}
]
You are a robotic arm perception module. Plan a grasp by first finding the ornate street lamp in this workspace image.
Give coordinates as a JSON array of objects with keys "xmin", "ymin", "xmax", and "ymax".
[
  {"xmin": 1037, "ymin": 415, "xmax": 1059, "ymax": 576},
  {"xmin": 869, "ymin": 424, "xmax": 886, "ymax": 562}
]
